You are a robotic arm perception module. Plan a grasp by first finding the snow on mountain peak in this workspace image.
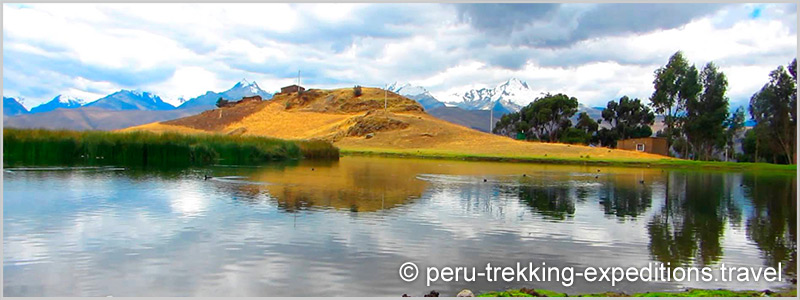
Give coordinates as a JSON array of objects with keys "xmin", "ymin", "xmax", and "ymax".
[
  {"xmin": 500, "ymin": 78, "xmax": 529, "ymax": 90},
  {"xmin": 443, "ymin": 78, "xmax": 541, "ymax": 112},
  {"xmin": 230, "ymin": 78, "xmax": 264, "ymax": 94},
  {"xmin": 388, "ymin": 82, "xmax": 428, "ymax": 96},
  {"xmin": 52, "ymin": 95, "xmax": 85, "ymax": 105},
  {"xmin": 121, "ymin": 89, "xmax": 162, "ymax": 103}
]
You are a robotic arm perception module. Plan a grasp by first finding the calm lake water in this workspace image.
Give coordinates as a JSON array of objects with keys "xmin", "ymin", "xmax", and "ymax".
[{"xmin": 3, "ymin": 156, "xmax": 796, "ymax": 296}]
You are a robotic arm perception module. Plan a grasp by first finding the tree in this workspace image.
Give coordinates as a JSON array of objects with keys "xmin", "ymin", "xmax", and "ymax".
[
  {"xmin": 353, "ymin": 85, "xmax": 363, "ymax": 97},
  {"xmin": 575, "ymin": 112, "xmax": 599, "ymax": 134},
  {"xmin": 597, "ymin": 96, "xmax": 654, "ymax": 147},
  {"xmin": 559, "ymin": 112, "xmax": 598, "ymax": 145},
  {"xmin": 650, "ymin": 51, "xmax": 701, "ymax": 155},
  {"xmin": 749, "ymin": 60, "xmax": 797, "ymax": 164},
  {"xmin": 595, "ymin": 128, "xmax": 619, "ymax": 147},
  {"xmin": 494, "ymin": 93, "xmax": 578, "ymax": 142},
  {"xmin": 684, "ymin": 62, "xmax": 729, "ymax": 161}
]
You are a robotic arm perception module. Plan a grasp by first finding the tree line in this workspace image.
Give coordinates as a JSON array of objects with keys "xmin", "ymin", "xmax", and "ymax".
[{"xmin": 492, "ymin": 51, "xmax": 796, "ymax": 164}]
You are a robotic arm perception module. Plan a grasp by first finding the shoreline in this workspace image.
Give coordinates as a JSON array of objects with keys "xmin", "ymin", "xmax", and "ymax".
[{"xmin": 340, "ymin": 149, "xmax": 797, "ymax": 172}]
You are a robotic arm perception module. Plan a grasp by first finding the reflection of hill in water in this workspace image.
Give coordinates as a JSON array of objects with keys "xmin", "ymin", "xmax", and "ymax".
[
  {"xmin": 247, "ymin": 157, "xmax": 430, "ymax": 212},
  {"xmin": 218, "ymin": 157, "xmax": 672, "ymax": 214}
]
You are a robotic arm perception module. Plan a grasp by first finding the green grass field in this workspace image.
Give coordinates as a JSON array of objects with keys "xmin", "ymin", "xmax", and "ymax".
[{"xmin": 340, "ymin": 148, "xmax": 796, "ymax": 172}]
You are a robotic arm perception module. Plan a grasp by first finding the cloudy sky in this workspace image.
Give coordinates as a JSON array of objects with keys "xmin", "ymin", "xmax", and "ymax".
[{"xmin": 2, "ymin": 3, "xmax": 797, "ymax": 109}]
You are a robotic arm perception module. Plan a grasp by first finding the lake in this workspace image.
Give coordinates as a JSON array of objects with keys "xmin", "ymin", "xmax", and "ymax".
[{"xmin": 3, "ymin": 156, "xmax": 796, "ymax": 296}]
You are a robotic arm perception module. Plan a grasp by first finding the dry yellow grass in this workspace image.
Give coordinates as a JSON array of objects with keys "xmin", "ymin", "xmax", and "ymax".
[
  {"xmin": 224, "ymin": 101, "xmax": 356, "ymax": 139},
  {"xmin": 121, "ymin": 122, "xmax": 210, "ymax": 135},
  {"xmin": 122, "ymin": 87, "xmax": 673, "ymax": 162},
  {"xmin": 335, "ymin": 112, "xmax": 669, "ymax": 161}
]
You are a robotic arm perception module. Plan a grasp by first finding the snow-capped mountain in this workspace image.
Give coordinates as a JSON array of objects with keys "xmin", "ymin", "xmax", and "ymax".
[
  {"xmin": 30, "ymin": 95, "xmax": 86, "ymax": 114},
  {"xmin": 3, "ymin": 96, "xmax": 29, "ymax": 116},
  {"xmin": 446, "ymin": 78, "xmax": 543, "ymax": 114},
  {"xmin": 387, "ymin": 82, "xmax": 444, "ymax": 110},
  {"xmin": 84, "ymin": 90, "xmax": 175, "ymax": 111},
  {"xmin": 178, "ymin": 79, "xmax": 273, "ymax": 110}
]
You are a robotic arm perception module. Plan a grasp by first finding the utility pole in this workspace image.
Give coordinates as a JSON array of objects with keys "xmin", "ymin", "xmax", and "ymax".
[
  {"xmin": 490, "ymin": 108, "xmax": 493, "ymax": 132},
  {"xmin": 297, "ymin": 70, "xmax": 301, "ymax": 101}
]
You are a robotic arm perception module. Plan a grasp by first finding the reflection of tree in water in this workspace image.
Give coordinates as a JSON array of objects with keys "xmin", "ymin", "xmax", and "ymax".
[
  {"xmin": 742, "ymin": 174, "xmax": 797, "ymax": 280},
  {"xmin": 647, "ymin": 172, "xmax": 738, "ymax": 266},
  {"xmin": 599, "ymin": 181, "xmax": 652, "ymax": 219},
  {"xmin": 518, "ymin": 184, "xmax": 575, "ymax": 220}
]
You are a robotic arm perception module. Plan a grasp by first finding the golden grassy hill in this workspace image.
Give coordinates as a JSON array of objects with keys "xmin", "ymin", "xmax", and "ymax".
[{"xmin": 123, "ymin": 87, "xmax": 673, "ymax": 163}]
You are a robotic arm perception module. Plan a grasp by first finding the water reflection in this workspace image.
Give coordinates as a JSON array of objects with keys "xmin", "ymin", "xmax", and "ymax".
[
  {"xmin": 3, "ymin": 157, "xmax": 796, "ymax": 296},
  {"xmin": 742, "ymin": 173, "xmax": 797, "ymax": 279},
  {"xmin": 519, "ymin": 185, "xmax": 576, "ymax": 220},
  {"xmin": 648, "ymin": 173, "xmax": 729, "ymax": 266},
  {"xmin": 599, "ymin": 178, "xmax": 653, "ymax": 219}
]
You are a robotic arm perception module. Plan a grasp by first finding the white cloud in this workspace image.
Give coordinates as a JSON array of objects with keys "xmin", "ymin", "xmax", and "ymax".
[
  {"xmin": 2, "ymin": 3, "xmax": 796, "ymax": 109},
  {"xmin": 150, "ymin": 67, "xmax": 222, "ymax": 105}
]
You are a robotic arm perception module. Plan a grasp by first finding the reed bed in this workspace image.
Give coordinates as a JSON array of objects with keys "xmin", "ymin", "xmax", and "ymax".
[{"xmin": 3, "ymin": 128, "xmax": 339, "ymax": 167}]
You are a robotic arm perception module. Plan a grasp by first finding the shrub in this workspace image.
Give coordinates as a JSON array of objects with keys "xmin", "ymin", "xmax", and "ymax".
[
  {"xmin": 216, "ymin": 97, "xmax": 229, "ymax": 108},
  {"xmin": 353, "ymin": 85, "xmax": 363, "ymax": 97}
]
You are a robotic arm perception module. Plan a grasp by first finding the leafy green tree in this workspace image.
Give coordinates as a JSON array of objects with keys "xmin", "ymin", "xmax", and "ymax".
[
  {"xmin": 494, "ymin": 93, "xmax": 578, "ymax": 142},
  {"xmin": 595, "ymin": 128, "xmax": 620, "ymax": 147},
  {"xmin": 575, "ymin": 112, "xmax": 599, "ymax": 134},
  {"xmin": 684, "ymin": 62, "xmax": 729, "ymax": 161},
  {"xmin": 749, "ymin": 59, "xmax": 797, "ymax": 164},
  {"xmin": 557, "ymin": 112, "xmax": 601, "ymax": 145},
  {"xmin": 650, "ymin": 51, "xmax": 701, "ymax": 155},
  {"xmin": 598, "ymin": 96, "xmax": 654, "ymax": 147}
]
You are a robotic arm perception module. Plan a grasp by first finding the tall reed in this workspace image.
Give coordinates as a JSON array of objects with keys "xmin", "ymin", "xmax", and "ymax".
[{"xmin": 3, "ymin": 128, "xmax": 339, "ymax": 167}]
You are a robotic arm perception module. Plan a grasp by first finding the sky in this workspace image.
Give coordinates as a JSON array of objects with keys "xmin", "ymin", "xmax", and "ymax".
[{"xmin": 2, "ymin": 3, "xmax": 797, "ymax": 109}]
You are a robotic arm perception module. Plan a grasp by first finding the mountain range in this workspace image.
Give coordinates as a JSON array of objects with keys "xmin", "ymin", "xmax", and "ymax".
[
  {"xmin": 84, "ymin": 90, "xmax": 174, "ymax": 111},
  {"xmin": 178, "ymin": 79, "xmax": 272, "ymax": 110},
  {"xmin": 389, "ymin": 79, "xmax": 540, "ymax": 132},
  {"xmin": 387, "ymin": 82, "xmax": 444, "ymax": 110},
  {"xmin": 29, "ymin": 95, "xmax": 86, "ymax": 114},
  {"xmin": 445, "ymin": 78, "xmax": 535, "ymax": 115},
  {"xmin": 3, "ymin": 79, "xmax": 273, "ymax": 130},
  {"xmin": 4, "ymin": 77, "xmax": 627, "ymax": 133},
  {"xmin": 3, "ymin": 97, "xmax": 28, "ymax": 116}
]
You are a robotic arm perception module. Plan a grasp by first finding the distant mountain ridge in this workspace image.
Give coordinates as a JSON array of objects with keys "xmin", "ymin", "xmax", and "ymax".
[
  {"xmin": 4, "ymin": 79, "xmax": 274, "ymax": 130},
  {"xmin": 445, "ymin": 78, "xmax": 539, "ymax": 114},
  {"xmin": 389, "ymin": 78, "xmax": 538, "ymax": 131},
  {"xmin": 3, "ymin": 97, "xmax": 28, "ymax": 116},
  {"xmin": 30, "ymin": 95, "xmax": 86, "ymax": 114},
  {"xmin": 427, "ymin": 106, "xmax": 493, "ymax": 132},
  {"xmin": 178, "ymin": 79, "xmax": 273, "ymax": 110},
  {"xmin": 84, "ymin": 90, "xmax": 175, "ymax": 111},
  {"xmin": 4, "ymin": 107, "xmax": 198, "ymax": 131},
  {"xmin": 387, "ymin": 82, "xmax": 444, "ymax": 110}
]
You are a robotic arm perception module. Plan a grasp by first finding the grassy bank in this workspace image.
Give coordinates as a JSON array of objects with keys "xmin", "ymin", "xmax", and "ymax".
[
  {"xmin": 340, "ymin": 148, "xmax": 796, "ymax": 172},
  {"xmin": 3, "ymin": 128, "xmax": 338, "ymax": 167},
  {"xmin": 476, "ymin": 288, "xmax": 798, "ymax": 297}
]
